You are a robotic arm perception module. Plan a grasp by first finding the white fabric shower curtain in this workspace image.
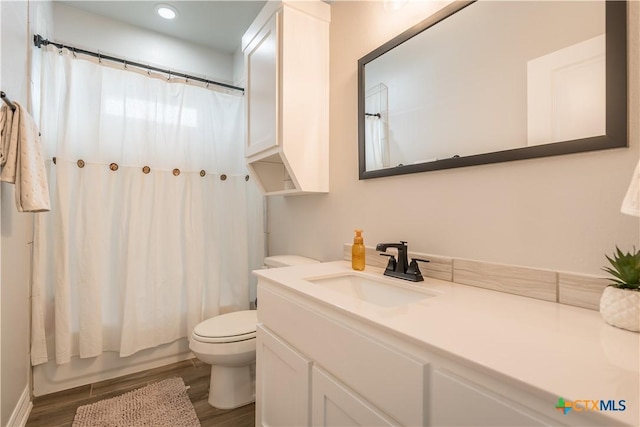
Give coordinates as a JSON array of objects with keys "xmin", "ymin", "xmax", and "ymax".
[
  {"xmin": 365, "ymin": 116, "xmax": 389, "ymax": 170},
  {"xmin": 364, "ymin": 83, "xmax": 390, "ymax": 170},
  {"xmin": 31, "ymin": 47, "xmax": 263, "ymax": 365}
]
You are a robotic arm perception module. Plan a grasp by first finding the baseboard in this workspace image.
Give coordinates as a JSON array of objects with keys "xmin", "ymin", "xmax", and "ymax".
[
  {"xmin": 6, "ymin": 386, "xmax": 33, "ymax": 427},
  {"xmin": 33, "ymin": 339, "xmax": 193, "ymax": 396}
]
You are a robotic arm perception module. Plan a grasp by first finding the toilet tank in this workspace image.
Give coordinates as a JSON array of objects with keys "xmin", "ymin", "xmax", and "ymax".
[
  {"xmin": 256, "ymin": 256, "xmax": 320, "ymax": 308},
  {"xmin": 263, "ymin": 255, "xmax": 320, "ymax": 268}
]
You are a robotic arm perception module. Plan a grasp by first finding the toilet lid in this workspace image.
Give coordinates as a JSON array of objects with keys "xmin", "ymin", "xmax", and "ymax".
[{"xmin": 193, "ymin": 310, "xmax": 257, "ymax": 343}]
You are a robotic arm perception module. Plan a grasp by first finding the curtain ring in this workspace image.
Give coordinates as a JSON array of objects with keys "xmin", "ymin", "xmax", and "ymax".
[
  {"xmin": 167, "ymin": 71, "xmax": 171, "ymax": 81},
  {"xmin": 98, "ymin": 52, "xmax": 102, "ymax": 63},
  {"xmin": 123, "ymin": 60, "xmax": 127, "ymax": 70},
  {"xmin": 200, "ymin": 170, "xmax": 206, "ymax": 177},
  {"xmin": 205, "ymin": 81, "xmax": 210, "ymax": 88},
  {"xmin": 220, "ymin": 174, "xmax": 227, "ymax": 181},
  {"xmin": 58, "ymin": 45, "xmax": 63, "ymax": 55},
  {"xmin": 147, "ymin": 66, "xmax": 151, "ymax": 76},
  {"xmin": 72, "ymin": 48, "xmax": 77, "ymax": 58},
  {"xmin": 245, "ymin": 175, "xmax": 250, "ymax": 182}
]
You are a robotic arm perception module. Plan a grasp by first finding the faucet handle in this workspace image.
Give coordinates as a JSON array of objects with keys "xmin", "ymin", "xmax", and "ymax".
[
  {"xmin": 406, "ymin": 258, "xmax": 429, "ymax": 282},
  {"xmin": 379, "ymin": 253, "xmax": 397, "ymax": 272}
]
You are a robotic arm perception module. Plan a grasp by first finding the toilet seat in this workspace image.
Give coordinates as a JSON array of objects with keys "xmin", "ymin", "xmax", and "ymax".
[{"xmin": 193, "ymin": 310, "xmax": 257, "ymax": 344}]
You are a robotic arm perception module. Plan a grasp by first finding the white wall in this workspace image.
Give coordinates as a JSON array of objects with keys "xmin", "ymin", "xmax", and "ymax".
[
  {"xmin": 1, "ymin": 2, "xmax": 32, "ymax": 425},
  {"xmin": 52, "ymin": 3, "xmax": 234, "ymax": 84},
  {"xmin": 233, "ymin": 46, "xmax": 245, "ymax": 87},
  {"xmin": 1, "ymin": 1, "xmax": 53, "ymax": 424},
  {"xmin": 268, "ymin": 1, "xmax": 640, "ymax": 277}
]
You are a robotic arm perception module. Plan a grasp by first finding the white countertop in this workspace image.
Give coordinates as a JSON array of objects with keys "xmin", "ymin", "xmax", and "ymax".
[{"xmin": 255, "ymin": 260, "xmax": 640, "ymax": 426}]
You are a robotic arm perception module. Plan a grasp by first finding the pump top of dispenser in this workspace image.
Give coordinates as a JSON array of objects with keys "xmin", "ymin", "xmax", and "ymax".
[{"xmin": 354, "ymin": 229, "xmax": 363, "ymax": 244}]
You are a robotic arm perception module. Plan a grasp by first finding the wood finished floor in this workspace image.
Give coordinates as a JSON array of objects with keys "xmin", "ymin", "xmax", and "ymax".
[{"xmin": 25, "ymin": 358, "xmax": 255, "ymax": 427}]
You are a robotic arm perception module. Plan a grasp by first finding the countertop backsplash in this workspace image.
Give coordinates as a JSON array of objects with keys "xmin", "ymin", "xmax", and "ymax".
[{"xmin": 343, "ymin": 244, "xmax": 609, "ymax": 311}]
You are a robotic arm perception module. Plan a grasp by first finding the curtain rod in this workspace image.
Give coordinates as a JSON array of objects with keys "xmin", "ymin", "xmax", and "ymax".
[
  {"xmin": 1, "ymin": 91, "xmax": 17, "ymax": 111},
  {"xmin": 33, "ymin": 35, "xmax": 244, "ymax": 94}
]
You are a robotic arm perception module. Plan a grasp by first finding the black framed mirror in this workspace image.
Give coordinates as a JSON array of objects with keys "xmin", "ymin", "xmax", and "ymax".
[{"xmin": 358, "ymin": 1, "xmax": 627, "ymax": 180}]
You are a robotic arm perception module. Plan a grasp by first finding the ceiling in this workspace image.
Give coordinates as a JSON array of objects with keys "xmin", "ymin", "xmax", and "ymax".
[{"xmin": 57, "ymin": 1, "xmax": 267, "ymax": 54}]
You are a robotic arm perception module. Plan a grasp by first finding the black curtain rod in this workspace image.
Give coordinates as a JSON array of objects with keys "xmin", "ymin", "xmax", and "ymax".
[
  {"xmin": 33, "ymin": 34, "xmax": 244, "ymax": 93},
  {"xmin": 1, "ymin": 91, "xmax": 17, "ymax": 111}
]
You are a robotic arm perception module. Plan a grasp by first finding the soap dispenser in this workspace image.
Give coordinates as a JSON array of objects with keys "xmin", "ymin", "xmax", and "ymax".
[{"xmin": 352, "ymin": 229, "xmax": 365, "ymax": 271}]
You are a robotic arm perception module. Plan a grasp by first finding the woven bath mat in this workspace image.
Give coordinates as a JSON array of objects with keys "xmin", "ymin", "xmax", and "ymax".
[{"xmin": 72, "ymin": 377, "xmax": 200, "ymax": 427}]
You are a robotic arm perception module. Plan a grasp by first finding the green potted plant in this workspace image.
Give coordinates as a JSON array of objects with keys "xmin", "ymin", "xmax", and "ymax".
[{"xmin": 600, "ymin": 247, "xmax": 640, "ymax": 332}]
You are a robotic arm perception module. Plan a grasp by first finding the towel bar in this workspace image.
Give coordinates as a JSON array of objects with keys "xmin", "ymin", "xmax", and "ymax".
[{"xmin": 1, "ymin": 91, "xmax": 17, "ymax": 111}]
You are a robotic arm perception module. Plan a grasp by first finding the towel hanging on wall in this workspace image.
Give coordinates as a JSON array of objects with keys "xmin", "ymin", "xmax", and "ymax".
[{"xmin": 0, "ymin": 102, "xmax": 51, "ymax": 212}]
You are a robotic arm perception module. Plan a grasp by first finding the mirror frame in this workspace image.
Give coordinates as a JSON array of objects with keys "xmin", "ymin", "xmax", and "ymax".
[{"xmin": 358, "ymin": 0, "xmax": 627, "ymax": 180}]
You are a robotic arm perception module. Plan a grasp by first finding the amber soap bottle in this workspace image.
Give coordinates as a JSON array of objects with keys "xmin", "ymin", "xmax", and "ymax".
[{"xmin": 352, "ymin": 229, "xmax": 365, "ymax": 271}]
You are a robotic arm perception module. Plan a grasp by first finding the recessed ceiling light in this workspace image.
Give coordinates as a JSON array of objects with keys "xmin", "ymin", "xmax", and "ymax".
[{"xmin": 155, "ymin": 4, "xmax": 178, "ymax": 20}]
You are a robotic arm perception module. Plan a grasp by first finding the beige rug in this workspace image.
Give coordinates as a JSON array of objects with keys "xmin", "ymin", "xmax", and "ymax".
[{"xmin": 72, "ymin": 377, "xmax": 201, "ymax": 427}]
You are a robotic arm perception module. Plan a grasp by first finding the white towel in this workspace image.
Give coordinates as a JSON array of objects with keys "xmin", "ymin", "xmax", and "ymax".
[
  {"xmin": 621, "ymin": 160, "xmax": 640, "ymax": 217},
  {"xmin": 0, "ymin": 103, "xmax": 51, "ymax": 212}
]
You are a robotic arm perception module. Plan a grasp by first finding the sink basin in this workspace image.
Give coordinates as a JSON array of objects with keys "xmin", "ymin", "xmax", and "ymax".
[{"xmin": 306, "ymin": 273, "xmax": 437, "ymax": 308}]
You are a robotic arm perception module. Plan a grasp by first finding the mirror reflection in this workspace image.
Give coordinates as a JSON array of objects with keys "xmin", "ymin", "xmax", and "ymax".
[{"xmin": 358, "ymin": 0, "xmax": 627, "ymax": 178}]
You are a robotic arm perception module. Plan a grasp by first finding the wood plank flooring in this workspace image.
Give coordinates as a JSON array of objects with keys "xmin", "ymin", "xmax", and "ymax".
[{"xmin": 25, "ymin": 358, "xmax": 255, "ymax": 427}]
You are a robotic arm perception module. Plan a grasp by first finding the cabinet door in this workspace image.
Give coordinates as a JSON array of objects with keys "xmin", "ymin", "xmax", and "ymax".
[
  {"xmin": 256, "ymin": 325, "xmax": 311, "ymax": 427},
  {"xmin": 245, "ymin": 11, "xmax": 279, "ymax": 157},
  {"xmin": 312, "ymin": 367, "xmax": 397, "ymax": 427},
  {"xmin": 431, "ymin": 368, "xmax": 556, "ymax": 426}
]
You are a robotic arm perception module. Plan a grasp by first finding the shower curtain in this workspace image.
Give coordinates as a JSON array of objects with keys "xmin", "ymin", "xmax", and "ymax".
[
  {"xmin": 364, "ymin": 83, "xmax": 390, "ymax": 170},
  {"xmin": 365, "ymin": 116, "xmax": 389, "ymax": 170},
  {"xmin": 30, "ymin": 46, "xmax": 263, "ymax": 365}
]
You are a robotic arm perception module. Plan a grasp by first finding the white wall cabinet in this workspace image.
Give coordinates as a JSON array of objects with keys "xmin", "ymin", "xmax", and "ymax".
[
  {"xmin": 256, "ymin": 279, "xmax": 581, "ymax": 427},
  {"xmin": 242, "ymin": 0, "xmax": 330, "ymax": 195},
  {"xmin": 244, "ymin": 14, "xmax": 278, "ymax": 158}
]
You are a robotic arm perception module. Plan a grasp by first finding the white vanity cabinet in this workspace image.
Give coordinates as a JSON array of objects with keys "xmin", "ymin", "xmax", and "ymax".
[
  {"xmin": 256, "ymin": 279, "xmax": 606, "ymax": 427},
  {"xmin": 255, "ymin": 262, "xmax": 639, "ymax": 427},
  {"xmin": 257, "ymin": 321, "xmax": 398, "ymax": 427},
  {"xmin": 242, "ymin": 0, "xmax": 330, "ymax": 195},
  {"xmin": 311, "ymin": 367, "xmax": 398, "ymax": 426},
  {"xmin": 257, "ymin": 284, "xmax": 429, "ymax": 426},
  {"xmin": 256, "ymin": 325, "xmax": 311, "ymax": 426},
  {"xmin": 430, "ymin": 369, "xmax": 556, "ymax": 426}
]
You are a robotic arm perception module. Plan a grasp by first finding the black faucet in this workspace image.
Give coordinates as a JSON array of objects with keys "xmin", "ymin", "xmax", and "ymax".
[{"xmin": 375, "ymin": 241, "xmax": 429, "ymax": 282}]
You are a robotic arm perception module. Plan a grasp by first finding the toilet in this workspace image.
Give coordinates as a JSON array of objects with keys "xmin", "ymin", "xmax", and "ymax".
[{"xmin": 189, "ymin": 255, "xmax": 319, "ymax": 409}]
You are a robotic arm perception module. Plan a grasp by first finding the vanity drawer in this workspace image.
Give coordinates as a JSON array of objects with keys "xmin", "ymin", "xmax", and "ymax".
[{"xmin": 258, "ymin": 284, "xmax": 428, "ymax": 426}]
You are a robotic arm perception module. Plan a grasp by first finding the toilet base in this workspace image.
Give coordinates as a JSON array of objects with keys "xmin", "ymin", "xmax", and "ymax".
[{"xmin": 208, "ymin": 365, "xmax": 255, "ymax": 409}]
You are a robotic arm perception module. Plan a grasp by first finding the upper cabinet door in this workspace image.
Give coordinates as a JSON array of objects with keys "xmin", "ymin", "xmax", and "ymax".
[
  {"xmin": 245, "ymin": 11, "xmax": 279, "ymax": 158},
  {"xmin": 242, "ymin": 1, "xmax": 330, "ymax": 196}
]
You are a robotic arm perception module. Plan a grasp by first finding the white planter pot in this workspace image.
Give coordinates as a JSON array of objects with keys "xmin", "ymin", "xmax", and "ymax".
[{"xmin": 599, "ymin": 286, "xmax": 640, "ymax": 332}]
